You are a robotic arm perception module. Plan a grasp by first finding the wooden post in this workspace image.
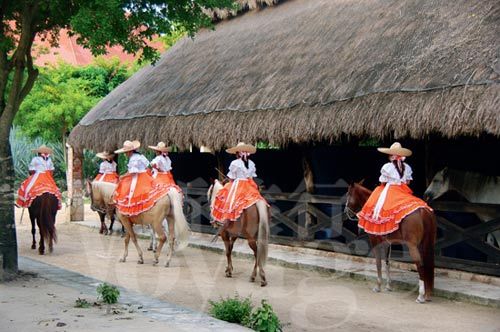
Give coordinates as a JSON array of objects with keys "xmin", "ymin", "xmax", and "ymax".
[
  {"xmin": 298, "ymin": 145, "xmax": 315, "ymax": 241},
  {"xmin": 69, "ymin": 145, "xmax": 84, "ymax": 221}
]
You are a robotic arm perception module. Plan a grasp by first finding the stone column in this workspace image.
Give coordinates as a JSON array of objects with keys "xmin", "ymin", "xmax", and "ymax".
[{"xmin": 68, "ymin": 145, "xmax": 84, "ymax": 221}]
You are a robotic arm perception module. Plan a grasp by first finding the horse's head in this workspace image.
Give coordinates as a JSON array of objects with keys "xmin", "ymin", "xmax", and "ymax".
[
  {"xmin": 84, "ymin": 178, "xmax": 93, "ymax": 198},
  {"xmin": 344, "ymin": 181, "xmax": 371, "ymax": 220},
  {"xmin": 207, "ymin": 179, "xmax": 224, "ymax": 208},
  {"xmin": 423, "ymin": 168, "xmax": 449, "ymax": 202}
]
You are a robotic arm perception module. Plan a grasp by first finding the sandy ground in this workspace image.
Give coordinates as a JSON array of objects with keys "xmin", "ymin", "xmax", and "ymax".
[
  {"xmin": 0, "ymin": 274, "xmax": 191, "ymax": 332},
  {"xmin": 6, "ymin": 205, "xmax": 500, "ymax": 331}
]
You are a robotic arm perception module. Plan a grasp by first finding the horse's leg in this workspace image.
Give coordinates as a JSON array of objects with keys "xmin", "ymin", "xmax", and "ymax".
[
  {"xmin": 37, "ymin": 219, "xmax": 45, "ymax": 255},
  {"xmin": 242, "ymin": 212, "xmax": 259, "ymax": 283},
  {"xmin": 407, "ymin": 242, "xmax": 426, "ymax": 303},
  {"xmin": 128, "ymin": 224, "xmax": 144, "ymax": 264},
  {"xmin": 162, "ymin": 218, "xmax": 173, "ymax": 267},
  {"xmin": 119, "ymin": 219, "xmax": 133, "ymax": 263},
  {"xmin": 108, "ymin": 210, "xmax": 115, "ymax": 235},
  {"xmin": 98, "ymin": 212, "xmax": 107, "ymax": 235},
  {"xmin": 148, "ymin": 226, "xmax": 157, "ymax": 252},
  {"xmin": 370, "ymin": 237, "xmax": 383, "ymax": 292},
  {"xmin": 221, "ymin": 230, "xmax": 233, "ymax": 277},
  {"xmin": 30, "ymin": 210, "xmax": 36, "ymax": 250},
  {"xmin": 384, "ymin": 243, "xmax": 392, "ymax": 291}
]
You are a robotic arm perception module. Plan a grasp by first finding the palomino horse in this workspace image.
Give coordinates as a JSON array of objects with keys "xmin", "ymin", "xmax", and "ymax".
[
  {"xmin": 28, "ymin": 193, "xmax": 58, "ymax": 255},
  {"xmin": 85, "ymin": 179, "xmax": 123, "ymax": 235},
  {"xmin": 345, "ymin": 182, "xmax": 436, "ymax": 303},
  {"xmin": 117, "ymin": 188, "xmax": 190, "ymax": 267},
  {"xmin": 207, "ymin": 180, "xmax": 269, "ymax": 286},
  {"xmin": 424, "ymin": 167, "xmax": 500, "ymax": 247}
]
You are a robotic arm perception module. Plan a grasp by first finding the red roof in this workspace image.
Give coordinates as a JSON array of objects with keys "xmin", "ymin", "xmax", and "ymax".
[{"xmin": 33, "ymin": 28, "xmax": 164, "ymax": 67}]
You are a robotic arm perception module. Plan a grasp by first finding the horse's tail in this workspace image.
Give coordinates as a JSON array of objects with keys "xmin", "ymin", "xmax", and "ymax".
[
  {"xmin": 421, "ymin": 209, "xmax": 436, "ymax": 292},
  {"xmin": 167, "ymin": 188, "xmax": 191, "ymax": 251},
  {"xmin": 256, "ymin": 200, "xmax": 269, "ymax": 267},
  {"xmin": 38, "ymin": 193, "xmax": 58, "ymax": 244}
]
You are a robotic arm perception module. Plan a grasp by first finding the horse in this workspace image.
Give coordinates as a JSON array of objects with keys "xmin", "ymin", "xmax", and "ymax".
[
  {"xmin": 207, "ymin": 180, "xmax": 270, "ymax": 287},
  {"xmin": 28, "ymin": 193, "xmax": 58, "ymax": 255},
  {"xmin": 85, "ymin": 179, "xmax": 123, "ymax": 235},
  {"xmin": 345, "ymin": 182, "xmax": 437, "ymax": 303},
  {"xmin": 117, "ymin": 188, "xmax": 190, "ymax": 267},
  {"xmin": 424, "ymin": 167, "xmax": 500, "ymax": 247}
]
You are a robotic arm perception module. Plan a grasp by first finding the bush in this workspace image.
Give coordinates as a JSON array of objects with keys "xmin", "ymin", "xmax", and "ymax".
[
  {"xmin": 209, "ymin": 295, "xmax": 253, "ymax": 325},
  {"xmin": 246, "ymin": 300, "xmax": 283, "ymax": 332},
  {"xmin": 96, "ymin": 283, "xmax": 120, "ymax": 304}
]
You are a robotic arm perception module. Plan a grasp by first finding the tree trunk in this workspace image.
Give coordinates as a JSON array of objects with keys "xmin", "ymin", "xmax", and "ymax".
[{"xmin": 0, "ymin": 124, "xmax": 18, "ymax": 278}]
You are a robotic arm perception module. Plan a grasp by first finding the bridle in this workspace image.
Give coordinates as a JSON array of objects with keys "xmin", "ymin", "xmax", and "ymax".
[{"xmin": 344, "ymin": 191, "xmax": 359, "ymax": 221}]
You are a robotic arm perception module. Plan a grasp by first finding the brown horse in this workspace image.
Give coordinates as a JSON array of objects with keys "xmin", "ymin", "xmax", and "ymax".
[
  {"xmin": 208, "ymin": 180, "xmax": 269, "ymax": 287},
  {"xmin": 28, "ymin": 193, "xmax": 58, "ymax": 255},
  {"xmin": 345, "ymin": 182, "xmax": 436, "ymax": 303}
]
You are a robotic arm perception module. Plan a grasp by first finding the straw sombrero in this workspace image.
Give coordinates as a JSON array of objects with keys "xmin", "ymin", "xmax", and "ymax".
[
  {"xmin": 226, "ymin": 142, "xmax": 256, "ymax": 154},
  {"xmin": 377, "ymin": 142, "xmax": 412, "ymax": 157},
  {"xmin": 148, "ymin": 142, "xmax": 171, "ymax": 153},
  {"xmin": 114, "ymin": 140, "xmax": 140, "ymax": 154},
  {"xmin": 32, "ymin": 145, "xmax": 53, "ymax": 155},
  {"xmin": 96, "ymin": 151, "xmax": 115, "ymax": 160}
]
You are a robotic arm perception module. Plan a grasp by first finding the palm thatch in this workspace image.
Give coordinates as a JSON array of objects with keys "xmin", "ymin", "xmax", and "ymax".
[{"xmin": 69, "ymin": 0, "xmax": 500, "ymax": 151}]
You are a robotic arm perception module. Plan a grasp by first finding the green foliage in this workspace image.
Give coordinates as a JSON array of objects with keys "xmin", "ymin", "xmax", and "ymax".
[
  {"xmin": 9, "ymin": 127, "xmax": 66, "ymax": 190},
  {"xmin": 246, "ymin": 300, "xmax": 283, "ymax": 332},
  {"xmin": 14, "ymin": 59, "xmax": 132, "ymax": 142},
  {"xmin": 74, "ymin": 298, "xmax": 92, "ymax": 308},
  {"xmin": 97, "ymin": 283, "xmax": 120, "ymax": 305},
  {"xmin": 209, "ymin": 295, "xmax": 253, "ymax": 325}
]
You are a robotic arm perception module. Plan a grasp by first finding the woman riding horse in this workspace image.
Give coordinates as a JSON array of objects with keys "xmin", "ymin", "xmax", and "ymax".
[
  {"xmin": 94, "ymin": 151, "xmax": 119, "ymax": 184},
  {"xmin": 211, "ymin": 142, "xmax": 265, "ymax": 224},
  {"xmin": 16, "ymin": 145, "xmax": 61, "ymax": 254},
  {"xmin": 354, "ymin": 142, "xmax": 435, "ymax": 303},
  {"xmin": 16, "ymin": 145, "xmax": 62, "ymax": 210},
  {"xmin": 209, "ymin": 142, "xmax": 270, "ymax": 286},
  {"xmin": 148, "ymin": 142, "xmax": 181, "ymax": 193}
]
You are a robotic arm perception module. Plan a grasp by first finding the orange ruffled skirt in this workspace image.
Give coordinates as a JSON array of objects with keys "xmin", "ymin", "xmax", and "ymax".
[
  {"xmin": 113, "ymin": 172, "xmax": 169, "ymax": 216},
  {"xmin": 93, "ymin": 172, "xmax": 119, "ymax": 184},
  {"xmin": 211, "ymin": 178, "xmax": 265, "ymax": 222},
  {"xmin": 357, "ymin": 184, "xmax": 432, "ymax": 235},
  {"xmin": 153, "ymin": 171, "xmax": 182, "ymax": 194},
  {"xmin": 16, "ymin": 172, "xmax": 62, "ymax": 209}
]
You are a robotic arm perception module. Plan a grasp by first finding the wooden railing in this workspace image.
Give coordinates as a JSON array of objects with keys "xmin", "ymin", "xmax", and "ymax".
[{"xmin": 182, "ymin": 186, "xmax": 500, "ymax": 276}]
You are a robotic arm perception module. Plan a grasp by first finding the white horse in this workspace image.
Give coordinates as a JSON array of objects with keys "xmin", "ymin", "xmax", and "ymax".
[
  {"xmin": 117, "ymin": 188, "xmax": 191, "ymax": 267},
  {"xmin": 424, "ymin": 167, "xmax": 500, "ymax": 246}
]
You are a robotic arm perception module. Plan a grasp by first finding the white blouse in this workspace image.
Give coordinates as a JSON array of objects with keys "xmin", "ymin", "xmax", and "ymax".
[
  {"xmin": 127, "ymin": 153, "xmax": 149, "ymax": 173},
  {"xmin": 150, "ymin": 155, "xmax": 172, "ymax": 172},
  {"xmin": 98, "ymin": 160, "xmax": 117, "ymax": 174},
  {"xmin": 379, "ymin": 162, "xmax": 413, "ymax": 184},
  {"xmin": 227, "ymin": 159, "xmax": 257, "ymax": 180},
  {"xmin": 29, "ymin": 156, "xmax": 54, "ymax": 172}
]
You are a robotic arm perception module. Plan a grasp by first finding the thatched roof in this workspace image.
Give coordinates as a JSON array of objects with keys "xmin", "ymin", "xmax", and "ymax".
[{"xmin": 69, "ymin": 0, "xmax": 500, "ymax": 151}]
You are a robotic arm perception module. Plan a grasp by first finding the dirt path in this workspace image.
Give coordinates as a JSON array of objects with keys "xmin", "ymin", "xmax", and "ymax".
[{"xmin": 12, "ymin": 207, "xmax": 500, "ymax": 332}]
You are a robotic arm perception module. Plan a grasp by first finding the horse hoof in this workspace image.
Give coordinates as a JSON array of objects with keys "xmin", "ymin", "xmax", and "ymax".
[
  {"xmin": 372, "ymin": 287, "xmax": 381, "ymax": 293},
  {"xmin": 38, "ymin": 250, "xmax": 44, "ymax": 255},
  {"xmin": 147, "ymin": 247, "xmax": 153, "ymax": 251},
  {"xmin": 165, "ymin": 262, "xmax": 170, "ymax": 268},
  {"xmin": 416, "ymin": 296, "xmax": 426, "ymax": 304},
  {"xmin": 31, "ymin": 244, "xmax": 36, "ymax": 250},
  {"xmin": 384, "ymin": 286, "xmax": 392, "ymax": 292},
  {"xmin": 225, "ymin": 273, "xmax": 232, "ymax": 278},
  {"xmin": 119, "ymin": 258, "xmax": 126, "ymax": 263},
  {"xmin": 250, "ymin": 277, "xmax": 255, "ymax": 282},
  {"xmin": 108, "ymin": 230, "xmax": 113, "ymax": 236},
  {"xmin": 260, "ymin": 281, "xmax": 267, "ymax": 287},
  {"xmin": 137, "ymin": 259, "xmax": 144, "ymax": 264},
  {"xmin": 99, "ymin": 230, "xmax": 104, "ymax": 234}
]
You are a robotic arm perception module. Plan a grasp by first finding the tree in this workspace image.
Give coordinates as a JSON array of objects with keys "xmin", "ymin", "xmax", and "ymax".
[{"xmin": 0, "ymin": 0, "xmax": 234, "ymax": 277}]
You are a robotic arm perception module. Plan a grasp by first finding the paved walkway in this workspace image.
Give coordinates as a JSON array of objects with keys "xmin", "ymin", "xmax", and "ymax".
[
  {"xmin": 19, "ymin": 256, "xmax": 249, "ymax": 331},
  {"xmin": 75, "ymin": 220, "xmax": 500, "ymax": 308}
]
